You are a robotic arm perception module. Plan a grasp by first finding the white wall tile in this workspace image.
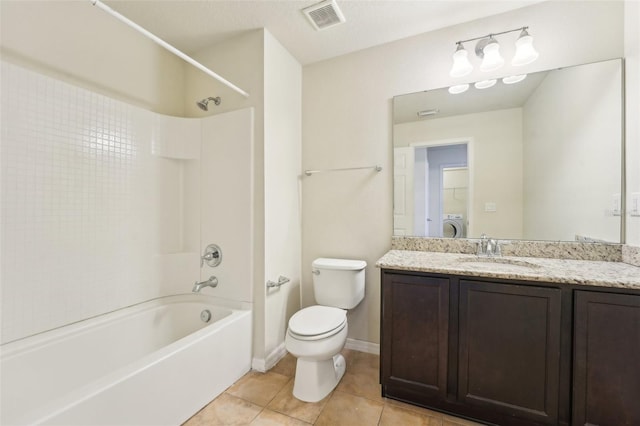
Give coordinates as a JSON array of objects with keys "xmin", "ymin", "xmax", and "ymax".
[{"xmin": 0, "ymin": 62, "xmax": 202, "ymax": 343}]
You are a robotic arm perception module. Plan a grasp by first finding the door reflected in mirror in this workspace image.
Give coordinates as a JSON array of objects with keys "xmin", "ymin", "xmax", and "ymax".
[
  {"xmin": 394, "ymin": 142, "xmax": 469, "ymax": 237},
  {"xmin": 393, "ymin": 58, "xmax": 623, "ymax": 243}
]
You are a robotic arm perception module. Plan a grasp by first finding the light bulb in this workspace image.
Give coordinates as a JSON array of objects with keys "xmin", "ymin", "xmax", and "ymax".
[
  {"xmin": 448, "ymin": 84, "xmax": 470, "ymax": 94},
  {"xmin": 475, "ymin": 79, "xmax": 497, "ymax": 89},
  {"xmin": 449, "ymin": 43, "xmax": 473, "ymax": 78},
  {"xmin": 503, "ymin": 74, "xmax": 527, "ymax": 84},
  {"xmin": 512, "ymin": 29, "xmax": 539, "ymax": 66},
  {"xmin": 479, "ymin": 38, "xmax": 504, "ymax": 72}
]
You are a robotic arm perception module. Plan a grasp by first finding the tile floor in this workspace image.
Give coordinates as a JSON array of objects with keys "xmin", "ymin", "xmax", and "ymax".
[{"xmin": 183, "ymin": 349, "xmax": 484, "ymax": 425}]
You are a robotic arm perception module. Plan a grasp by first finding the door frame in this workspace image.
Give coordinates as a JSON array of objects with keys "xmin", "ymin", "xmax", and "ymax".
[{"xmin": 410, "ymin": 138, "xmax": 474, "ymax": 237}]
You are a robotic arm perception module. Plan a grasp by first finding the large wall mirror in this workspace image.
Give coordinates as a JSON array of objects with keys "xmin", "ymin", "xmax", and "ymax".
[{"xmin": 393, "ymin": 58, "xmax": 624, "ymax": 243}]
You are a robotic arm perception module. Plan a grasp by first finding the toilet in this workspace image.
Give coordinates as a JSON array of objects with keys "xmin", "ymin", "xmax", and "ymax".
[{"xmin": 285, "ymin": 257, "xmax": 366, "ymax": 402}]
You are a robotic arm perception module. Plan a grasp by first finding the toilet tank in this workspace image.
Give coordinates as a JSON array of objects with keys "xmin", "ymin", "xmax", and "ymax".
[{"xmin": 312, "ymin": 258, "xmax": 366, "ymax": 309}]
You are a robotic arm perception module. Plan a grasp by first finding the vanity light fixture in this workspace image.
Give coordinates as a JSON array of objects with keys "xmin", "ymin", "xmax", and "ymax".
[
  {"xmin": 474, "ymin": 79, "xmax": 497, "ymax": 89},
  {"xmin": 449, "ymin": 26, "xmax": 538, "ymax": 77},
  {"xmin": 448, "ymin": 84, "xmax": 470, "ymax": 94},
  {"xmin": 503, "ymin": 74, "xmax": 527, "ymax": 84}
]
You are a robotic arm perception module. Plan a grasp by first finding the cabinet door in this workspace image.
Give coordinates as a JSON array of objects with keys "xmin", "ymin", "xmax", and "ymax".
[
  {"xmin": 458, "ymin": 280, "xmax": 561, "ymax": 424},
  {"xmin": 573, "ymin": 291, "xmax": 640, "ymax": 426},
  {"xmin": 381, "ymin": 273, "xmax": 449, "ymax": 400}
]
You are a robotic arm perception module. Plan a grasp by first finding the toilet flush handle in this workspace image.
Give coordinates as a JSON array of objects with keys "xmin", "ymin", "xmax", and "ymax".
[{"xmin": 312, "ymin": 269, "xmax": 320, "ymax": 275}]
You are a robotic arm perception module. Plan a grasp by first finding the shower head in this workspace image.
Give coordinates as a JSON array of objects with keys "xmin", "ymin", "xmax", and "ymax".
[{"xmin": 196, "ymin": 96, "xmax": 221, "ymax": 111}]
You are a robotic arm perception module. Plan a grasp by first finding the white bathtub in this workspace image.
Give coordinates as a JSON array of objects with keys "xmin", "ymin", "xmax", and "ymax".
[{"xmin": 0, "ymin": 294, "xmax": 252, "ymax": 425}]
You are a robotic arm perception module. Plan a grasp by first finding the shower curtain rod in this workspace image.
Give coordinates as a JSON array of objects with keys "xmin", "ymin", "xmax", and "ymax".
[{"xmin": 90, "ymin": 0, "xmax": 250, "ymax": 98}]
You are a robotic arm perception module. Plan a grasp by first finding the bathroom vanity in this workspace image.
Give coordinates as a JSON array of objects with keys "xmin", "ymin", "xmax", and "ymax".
[{"xmin": 377, "ymin": 247, "xmax": 640, "ymax": 426}]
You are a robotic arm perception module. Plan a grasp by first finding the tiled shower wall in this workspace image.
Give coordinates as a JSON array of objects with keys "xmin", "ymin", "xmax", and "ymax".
[{"xmin": 1, "ymin": 62, "xmax": 201, "ymax": 343}]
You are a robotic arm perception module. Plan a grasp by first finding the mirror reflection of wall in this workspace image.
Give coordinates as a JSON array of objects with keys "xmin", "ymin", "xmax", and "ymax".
[{"xmin": 393, "ymin": 58, "xmax": 623, "ymax": 243}]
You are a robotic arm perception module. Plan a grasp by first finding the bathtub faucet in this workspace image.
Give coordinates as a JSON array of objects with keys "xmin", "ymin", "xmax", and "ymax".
[{"xmin": 193, "ymin": 275, "xmax": 218, "ymax": 292}]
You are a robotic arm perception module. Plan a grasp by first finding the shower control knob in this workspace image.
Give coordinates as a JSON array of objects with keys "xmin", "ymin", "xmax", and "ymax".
[{"xmin": 201, "ymin": 244, "xmax": 222, "ymax": 267}]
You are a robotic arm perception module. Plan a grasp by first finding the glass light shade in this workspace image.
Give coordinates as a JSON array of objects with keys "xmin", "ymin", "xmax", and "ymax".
[
  {"xmin": 474, "ymin": 79, "xmax": 497, "ymax": 89},
  {"xmin": 450, "ymin": 45, "xmax": 473, "ymax": 78},
  {"xmin": 512, "ymin": 32, "xmax": 539, "ymax": 66},
  {"xmin": 503, "ymin": 74, "xmax": 527, "ymax": 84},
  {"xmin": 479, "ymin": 40, "xmax": 504, "ymax": 72},
  {"xmin": 448, "ymin": 84, "xmax": 469, "ymax": 94}
]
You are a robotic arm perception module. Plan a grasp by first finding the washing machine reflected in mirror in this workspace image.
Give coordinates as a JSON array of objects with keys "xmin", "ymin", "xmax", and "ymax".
[{"xmin": 443, "ymin": 214, "xmax": 465, "ymax": 238}]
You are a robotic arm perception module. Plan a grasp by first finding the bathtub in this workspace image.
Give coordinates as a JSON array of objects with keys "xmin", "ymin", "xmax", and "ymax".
[{"xmin": 0, "ymin": 294, "xmax": 252, "ymax": 425}]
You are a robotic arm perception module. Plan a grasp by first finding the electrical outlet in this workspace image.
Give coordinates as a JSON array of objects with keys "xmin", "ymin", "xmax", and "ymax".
[{"xmin": 485, "ymin": 202, "xmax": 497, "ymax": 212}]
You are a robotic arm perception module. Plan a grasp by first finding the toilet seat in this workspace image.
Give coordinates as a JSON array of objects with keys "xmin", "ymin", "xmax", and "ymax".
[{"xmin": 288, "ymin": 306, "xmax": 346, "ymax": 341}]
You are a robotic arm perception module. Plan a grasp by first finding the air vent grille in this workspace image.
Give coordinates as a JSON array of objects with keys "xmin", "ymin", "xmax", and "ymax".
[{"xmin": 303, "ymin": 0, "xmax": 346, "ymax": 31}]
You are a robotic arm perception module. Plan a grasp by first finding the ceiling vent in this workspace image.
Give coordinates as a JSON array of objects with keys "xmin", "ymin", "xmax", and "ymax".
[{"xmin": 302, "ymin": 0, "xmax": 346, "ymax": 31}]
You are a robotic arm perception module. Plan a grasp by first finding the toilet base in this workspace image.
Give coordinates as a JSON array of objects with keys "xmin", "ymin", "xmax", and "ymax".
[{"xmin": 292, "ymin": 354, "xmax": 346, "ymax": 402}]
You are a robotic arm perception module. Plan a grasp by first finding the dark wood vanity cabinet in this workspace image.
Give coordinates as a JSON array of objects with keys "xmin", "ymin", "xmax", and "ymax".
[
  {"xmin": 572, "ymin": 291, "xmax": 640, "ymax": 426},
  {"xmin": 381, "ymin": 274, "xmax": 449, "ymax": 402},
  {"xmin": 381, "ymin": 270, "xmax": 640, "ymax": 426},
  {"xmin": 458, "ymin": 280, "xmax": 562, "ymax": 424}
]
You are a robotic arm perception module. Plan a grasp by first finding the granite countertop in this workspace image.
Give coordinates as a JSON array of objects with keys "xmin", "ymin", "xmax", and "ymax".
[{"xmin": 376, "ymin": 250, "xmax": 640, "ymax": 290}]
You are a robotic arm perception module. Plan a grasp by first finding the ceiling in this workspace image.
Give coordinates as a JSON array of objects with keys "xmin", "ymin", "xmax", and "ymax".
[{"xmin": 103, "ymin": 0, "xmax": 542, "ymax": 65}]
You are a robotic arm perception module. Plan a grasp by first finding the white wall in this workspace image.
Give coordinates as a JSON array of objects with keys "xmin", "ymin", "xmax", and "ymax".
[
  {"xmin": 186, "ymin": 29, "xmax": 302, "ymax": 369},
  {"xmin": 0, "ymin": 1, "xmax": 185, "ymax": 116},
  {"xmin": 302, "ymin": 1, "xmax": 624, "ymax": 345},
  {"xmin": 625, "ymin": 0, "xmax": 640, "ymax": 245},
  {"xmin": 186, "ymin": 30, "xmax": 269, "ymax": 365},
  {"xmin": 200, "ymin": 109, "xmax": 255, "ymax": 303},
  {"xmin": 523, "ymin": 61, "xmax": 622, "ymax": 242},
  {"xmin": 263, "ymin": 31, "xmax": 302, "ymax": 368},
  {"xmin": 395, "ymin": 109, "xmax": 524, "ymax": 239}
]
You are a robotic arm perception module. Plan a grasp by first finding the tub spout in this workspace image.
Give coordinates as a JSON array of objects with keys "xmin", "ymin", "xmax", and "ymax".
[{"xmin": 193, "ymin": 276, "xmax": 218, "ymax": 292}]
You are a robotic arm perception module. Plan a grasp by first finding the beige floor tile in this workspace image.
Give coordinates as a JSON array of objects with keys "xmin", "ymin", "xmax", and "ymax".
[
  {"xmin": 226, "ymin": 371, "xmax": 291, "ymax": 407},
  {"xmin": 270, "ymin": 353, "xmax": 297, "ymax": 378},
  {"xmin": 341, "ymin": 348, "xmax": 357, "ymax": 365},
  {"xmin": 442, "ymin": 415, "xmax": 486, "ymax": 426},
  {"xmin": 379, "ymin": 404, "xmax": 443, "ymax": 426},
  {"xmin": 267, "ymin": 378, "xmax": 330, "ymax": 424},
  {"xmin": 183, "ymin": 393, "xmax": 262, "ymax": 426},
  {"xmin": 336, "ymin": 350, "xmax": 382, "ymax": 403},
  {"xmin": 346, "ymin": 350, "xmax": 380, "ymax": 377},
  {"xmin": 250, "ymin": 409, "xmax": 311, "ymax": 425},
  {"xmin": 385, "ymin": 398, "xmax": 446, "ymax": 419},
  {"xmin": 314, "ymin": 391, "xmax": 384, "ymax": 426},
  {"xmin": 335, "ymin": 370, "xmax": 384, "ymax": 402},
  {"xmin": 385, "ymin": 397, "xmax": 483, "ymax": 425}
]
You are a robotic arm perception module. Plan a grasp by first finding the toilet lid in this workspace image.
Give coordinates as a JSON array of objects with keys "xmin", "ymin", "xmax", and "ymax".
[{"xmin": 288, "ymin": 306, "xmax": 346, "ymax": 337}]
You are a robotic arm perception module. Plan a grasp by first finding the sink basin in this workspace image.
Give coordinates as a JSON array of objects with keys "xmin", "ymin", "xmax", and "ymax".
[{"xmin": 457, "ymin": 257, "xmax": 541, "ymax": 273}]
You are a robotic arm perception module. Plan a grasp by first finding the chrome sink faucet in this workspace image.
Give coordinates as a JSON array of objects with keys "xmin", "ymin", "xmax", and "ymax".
[
  {"xmin": 193, "ymin": 275, "xmax": 218, "ymax": 292},
  {"xmin": 477, "ymin": 234, "xmax": 501, "ymax": 257}
]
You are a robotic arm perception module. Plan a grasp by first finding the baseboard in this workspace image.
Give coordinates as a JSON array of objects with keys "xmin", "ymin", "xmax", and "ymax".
[
  {"xmin": 252, "ymin": 339, "xmax": 378, "ymax": 371},
  {"xmin": 251, "ymin": 342, "xmax": 287, "ymax": 372},
  {"xmin": 345, "ymin": 338, "xmax": 380, "ymax": 355}
]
